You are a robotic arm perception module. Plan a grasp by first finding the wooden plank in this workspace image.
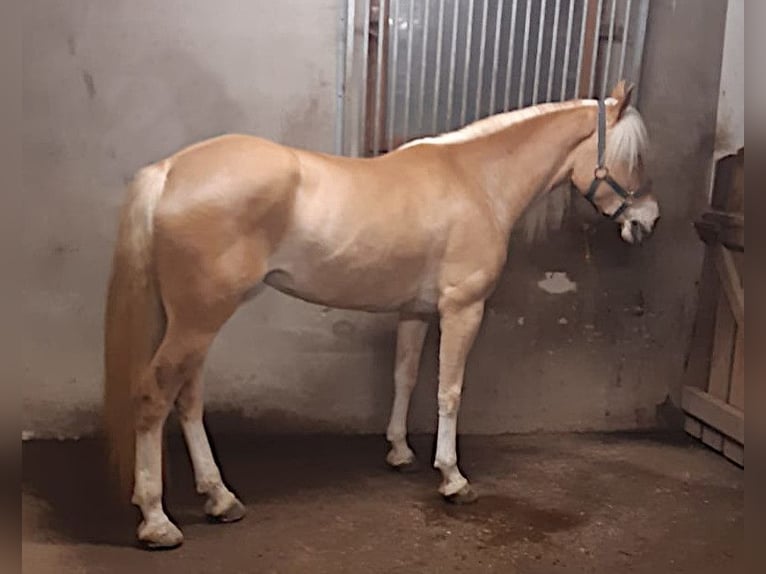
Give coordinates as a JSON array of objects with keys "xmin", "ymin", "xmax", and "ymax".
[
  {"xmin": 711, "ymin": 150, "xmax": 744, "ymax": 212},
  {"xmin": 719, "ymin": 228, "xmax": 744, "ymax": 252},
  {"xmin": 684, "ymin": 416, "xmax": 702, "ymax": 439},
  {"xmin": 683, "ymin": 249, "xmax": 721, "ymax": 390},
  {"xmin": 726, "ymin": 147, "xmax": 744, "ymax": 214},
  {"xmin": 711, "ymin": 153, "xmax": 735, "ymax": 210},
  {"xmin": 715, "ymin": 244, "xmax": 744, "ymax": 327},
  {"xmin": 723, "ymin": 438, "xmax": 744, "ymax": 467},
  {"xmin": 694, "ymin": 220, "xmax": 744, "ymax": 252},
  {"xmin": 702, "ymin": 425, "xmax": 723, "ymax": 451},
  {"xmin": 732, "ymin": 251, "xmax": 744, "ymax": 287},
  {"xmin": 728, "ymin": 328, "xmax": 745, "ymax": 410},
  {"xmin": 701, "ymin": 210, "xmax": 745, "ymax": 229},
  {"xmin": 696, "ymin": 211, "xmax": 744, "ymax": 251},
  {"xmin": 707, "ymin": 295, "xmax": 736, "ymax": 400},
  {"xmin": 682, "ymin": 385, "xmax": 744, "ymax": 444}
]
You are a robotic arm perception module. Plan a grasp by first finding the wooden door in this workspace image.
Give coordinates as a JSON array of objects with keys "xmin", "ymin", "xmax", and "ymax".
[{"xmin": 683, "ymin": 148, "xmax": 744, "ymax": 466}]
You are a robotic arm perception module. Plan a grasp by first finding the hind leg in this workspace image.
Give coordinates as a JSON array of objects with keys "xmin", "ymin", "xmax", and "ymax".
[
  {"xmin": 386, "ymin": 314, "xmax": 429, "ymax": 469},
  {"xmin": 138, "ymin": 199, "xmax": 272, "ymax": 546},
  {"xmin": 133, "ymin": 420, "xmax": 181, "ymax": 549},
  {"xmin": 176, "ymin": 376, "xmax": 245, "ymax": 523},
  {"xmin": 132, "ymin": 325, "xmax": 212, "ymax": 549}
]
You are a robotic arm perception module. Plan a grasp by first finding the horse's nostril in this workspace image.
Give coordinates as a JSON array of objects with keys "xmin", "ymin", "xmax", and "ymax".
[{"xmin": 630, "ymin": 220, "xmax": 644, "ymax": 243}]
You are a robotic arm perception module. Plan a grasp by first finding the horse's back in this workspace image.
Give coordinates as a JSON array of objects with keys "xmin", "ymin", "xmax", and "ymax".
[{"xmin": 161, "ymin": 134, "xmax": 299, "ymax": 199}]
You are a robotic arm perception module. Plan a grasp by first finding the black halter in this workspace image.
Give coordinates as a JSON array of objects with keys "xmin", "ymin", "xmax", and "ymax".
[{"xmin": 583, "ymin": 100, "xmax": 648, "ymax": 220}]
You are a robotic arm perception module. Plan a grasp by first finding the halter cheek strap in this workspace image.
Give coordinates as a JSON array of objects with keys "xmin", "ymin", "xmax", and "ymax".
[{"xmin": 583, "ymin": 99, "xmax": 646, "ymax": 221}]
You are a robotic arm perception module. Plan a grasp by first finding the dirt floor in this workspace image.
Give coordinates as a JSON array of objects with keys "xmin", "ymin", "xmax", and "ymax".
[{"xmin": 22, "ymin": 431, "xmax": 742, "ymax": 574}]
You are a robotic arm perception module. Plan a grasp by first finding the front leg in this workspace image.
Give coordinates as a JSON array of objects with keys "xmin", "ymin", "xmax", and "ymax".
[{"xmin": 434, "ymin": 299, "xmax": 485, "ymax": 503}]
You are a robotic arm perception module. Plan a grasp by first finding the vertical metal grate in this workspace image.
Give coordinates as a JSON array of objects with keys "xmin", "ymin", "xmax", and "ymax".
[{"xmin": 343, "ymin": 0, "xmax": 650, "ymax": 156}]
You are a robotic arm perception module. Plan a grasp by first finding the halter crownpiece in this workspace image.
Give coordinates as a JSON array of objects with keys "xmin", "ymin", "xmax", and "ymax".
[{"xmin": 582, "ymin": 99, "xmax": 649, "ymax": 220}]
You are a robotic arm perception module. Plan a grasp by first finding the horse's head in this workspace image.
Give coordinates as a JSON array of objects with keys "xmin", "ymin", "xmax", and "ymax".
[{"xmin": 570, "ymin": 81, "xmax": 659, "ymax": 244}]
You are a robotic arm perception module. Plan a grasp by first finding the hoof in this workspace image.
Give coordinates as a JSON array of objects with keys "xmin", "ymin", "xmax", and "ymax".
[
  {"xmin": 444, "ymin": 484, "xmax": 478, "ymax": 505},
  {"xmin": 386, "ymin": 447, "xmax": 416, "ymax": 471},
  {"xmin": 137, "ymin": 520, "xmax": 184, "ymax": 550},
  {"xmin": 207, "ymin": 498, "xmax": 247, "ymax": 524},
  {"xmin": 390, "ymin": 459, "xmax": 420, "ymax": 474}
]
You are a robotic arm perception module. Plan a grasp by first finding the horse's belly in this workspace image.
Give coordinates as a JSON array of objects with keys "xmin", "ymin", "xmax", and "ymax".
[
  {"xmin": 263, "ymin": 256, "xmax": 438, "ymax": 313},
  {"xmin": 265, "ymin": 189, "xmax": 445, "ymax": 312}
]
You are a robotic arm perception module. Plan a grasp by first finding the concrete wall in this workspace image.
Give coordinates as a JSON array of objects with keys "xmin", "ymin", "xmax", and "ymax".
[
  {"xmin": 19, "ymin": 0, "xmax": 342, "ymax": 437},
  {"xmin": 20, "ymin": 0, "xmax": 729, "ymax": 438}
]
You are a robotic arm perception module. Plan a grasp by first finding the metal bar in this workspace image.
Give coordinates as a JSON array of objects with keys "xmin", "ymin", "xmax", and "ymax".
[
  {"xmin": 459, "ymin": 0, "xmax": 476, "ymax": 126},
  {"xmin": 432, "ymin": 0, "xmax": 446, "ymax": 133},
  {"xmin": 588, "ymin": 0, "xmax": 604, "ymax": 98},
  {"xmin": 547, "ymin": 0, "xmax": 562, "ymax": 101},
  {"xmin": 631, "ymin": 0, "xmax": 649, "ymax": 103},
  {"xmin": 560, "ymin": 0, "xmax": 576, "ymax": 100},
  {"xmin": 445, "ymin": 0, "xmax": 460, "ymax": 129},
  {"xmin": 387, "ymin": 0, "xmax": 400, "ymax": 152},
  {"xmin": 474, "ymin": 0, "xmax": 490, "ymax": 120},
  {"xmin": 518, "ymin": 0, "xmax": 533, "ymax": 108},
  {"xmin": 503, "ymin": 0, "xmax": 520, "ymax": 111},
  {"xmin": 574, "ymin": 0, "xmax": 590, "ymax": 97},
  {"xmin": 336, "ymin": 0, "xmax": 350, "ymax": 155},
  {"xmin": 618, "ymin": 0, "xmax": 633, "ymax": 82},
  {"xmin": 600, "ymin": 0, "xmax": 617, "ymax": 98},
  {"xmin": 343, "ymin": 0, "xmax": 367, "ymax": 156},
  {"xmin": 532, "ymin": 0, "xmax": 547, "ymax": 104},
  {"xmin": 417, "ymin": 0, "xmax": 431, "ymax": 134},
  {"xmin": 372, "ymin": 0, "xmax": 387, "ymax": 155},
  {"xmin": 360, "ymin": 0, "xmax": 371, "ymax": 154},
  {"xmin": 488, "ymin": 0, "xmax": 505, "ymax": 114},
  {"xmin": 402, "ymin": 0, "xmax": 415, "ymax": 142}
]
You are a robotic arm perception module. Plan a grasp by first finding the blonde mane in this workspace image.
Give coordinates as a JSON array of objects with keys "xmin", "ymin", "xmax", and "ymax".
[
  {"xmin": 605, "ymin": 105, "xmax": 649, "ymax": 174},
  {"xmin": 402, "ymin": 100, "xmax": 649, "ymax": 175},
  {"xmin": 399, "ymin": 100, "xmax": 594, "ymax": 149},
  {"xmin": 399, "ymin": 99, "xmax": 649, "ymax": 244}
]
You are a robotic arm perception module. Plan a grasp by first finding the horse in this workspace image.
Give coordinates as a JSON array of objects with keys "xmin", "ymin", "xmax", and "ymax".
[{"xmin": 103, "ymin": 80, "xmax": 658, "ymax": 549}]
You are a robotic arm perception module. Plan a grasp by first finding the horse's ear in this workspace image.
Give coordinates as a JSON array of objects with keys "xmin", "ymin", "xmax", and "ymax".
[{"xmin": 609, "ymin": 80, "xmax": 634, "ymax": 121}]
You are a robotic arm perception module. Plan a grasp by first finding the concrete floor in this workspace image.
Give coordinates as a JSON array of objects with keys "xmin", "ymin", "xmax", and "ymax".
[{"xmin": 22, "ymin": 431, "xmax": 742, "ymax": 574}]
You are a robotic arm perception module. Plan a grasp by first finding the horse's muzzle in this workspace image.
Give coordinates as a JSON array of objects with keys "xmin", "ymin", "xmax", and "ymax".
[{"xmin": 630, "ymin": 220, "xmax": 646, "ymax": 244}]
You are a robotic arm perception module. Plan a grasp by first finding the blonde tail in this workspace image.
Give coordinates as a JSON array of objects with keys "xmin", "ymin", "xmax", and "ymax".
[{"xmin": 103, "ymin": 163, "xmax": 168, "ymax": 495}]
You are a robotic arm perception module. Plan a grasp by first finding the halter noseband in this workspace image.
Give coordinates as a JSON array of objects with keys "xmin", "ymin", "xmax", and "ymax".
[{"xmin": 583, "ymin": 100, "xmax": 648, "ymax": 220}]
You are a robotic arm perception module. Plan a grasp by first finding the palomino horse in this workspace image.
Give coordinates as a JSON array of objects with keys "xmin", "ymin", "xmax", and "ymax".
[{"xmin": 104, "ymin": 81, "xmax": 658, "ymax": 548}]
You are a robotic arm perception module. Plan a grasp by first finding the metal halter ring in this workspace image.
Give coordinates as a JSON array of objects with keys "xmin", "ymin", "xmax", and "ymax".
[{"xmin": 582, "ymin": 100, "xmax": 645, "ymax": 220}]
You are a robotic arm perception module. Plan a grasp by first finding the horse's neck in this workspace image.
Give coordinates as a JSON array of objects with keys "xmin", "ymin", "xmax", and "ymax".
[{"xmin": 450, "ymin": 103, "xmax": 596, "ymax": 233}]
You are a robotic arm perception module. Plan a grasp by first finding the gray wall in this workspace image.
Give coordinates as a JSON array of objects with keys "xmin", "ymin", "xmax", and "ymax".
[{"xmin": 19, "ymin": 0, "xmax": 728, "ymax": 438}]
